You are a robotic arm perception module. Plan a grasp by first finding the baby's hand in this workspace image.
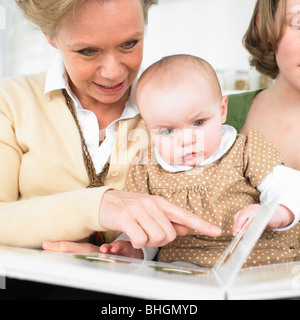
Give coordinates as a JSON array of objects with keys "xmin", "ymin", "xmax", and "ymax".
[
  {"xmin": 100, "ymin": 240, "xmax": 144, "ymax": 259},
  {"xmin": 233, "ymin": 204, "xmax": 295, "ymax": 236},
  {"xmin": 233, "ymin": 204, "xmax": 261, "ymax": 236},
  {"xmin": 266, "ymin": 205, "xmax": 294, "ymax": 230}
]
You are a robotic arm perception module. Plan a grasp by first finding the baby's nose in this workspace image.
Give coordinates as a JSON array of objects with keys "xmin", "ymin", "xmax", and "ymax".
[{"xmin": 178, "ymin": 129, "xmax": 197, "ymax": 146}]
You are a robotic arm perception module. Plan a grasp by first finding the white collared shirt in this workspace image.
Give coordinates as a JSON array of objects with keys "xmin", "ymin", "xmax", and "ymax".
[{"xmin": 44, "ymin": 51, "xmax": 139, "ymax": 174}]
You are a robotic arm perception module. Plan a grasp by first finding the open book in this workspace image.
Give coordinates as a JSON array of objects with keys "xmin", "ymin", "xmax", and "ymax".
[{"xmin": 1, "ymin": 202, "xmax": 300, "ymax": 300}]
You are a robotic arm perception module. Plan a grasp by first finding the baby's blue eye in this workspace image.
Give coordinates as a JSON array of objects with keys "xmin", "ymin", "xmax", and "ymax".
[
  {"xmin": 194, "ymin": 119, "xmax": 205, "ymax": 127},
  {"xmin": 160, "ymin": 129, "xmax": 175, "ymax": 136}
]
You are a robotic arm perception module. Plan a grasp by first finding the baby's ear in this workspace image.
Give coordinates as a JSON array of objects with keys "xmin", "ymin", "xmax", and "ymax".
[{"xmin": 221, "ymin": 96, "xmax": 228, "ymax": 124}]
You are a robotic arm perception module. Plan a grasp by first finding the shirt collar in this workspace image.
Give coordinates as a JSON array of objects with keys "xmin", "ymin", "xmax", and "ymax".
[
  {"xmin": 44, "ymin": 50, "xmax": 68, "ymax": 98},
  {"xmin": 155, "ymin": 125, "xmax": 238, "ymax": 173},
  {"xmin": 44, "ymin": 51, "xmax": 139, "ymax": 119}
]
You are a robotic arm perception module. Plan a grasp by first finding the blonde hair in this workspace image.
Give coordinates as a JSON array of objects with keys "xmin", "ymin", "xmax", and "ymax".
[
  {"xmin": 243, "ymin": 0, "xmax": 286, "ymax": 79},
  {"xmin": 15, "ymin": 0, "xmax": 158, "ymax": 37}
]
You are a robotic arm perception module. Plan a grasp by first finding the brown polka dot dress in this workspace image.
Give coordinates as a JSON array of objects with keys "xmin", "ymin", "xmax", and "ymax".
[{"xmin": 125, "ymin": 129, "xmax": 300, "ymax": 268}]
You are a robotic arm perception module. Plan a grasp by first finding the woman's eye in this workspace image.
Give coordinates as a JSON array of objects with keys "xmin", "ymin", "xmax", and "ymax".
[
  {"xmin": 292, "ymin": 23, "xmax": 300, "ymax": 30},
  {"xmin": 160, "ymin": 129, "xmax": 175, "ymax": 136},
  {"xmin": 194, "ymin": 119, "xmax": 205, "ymax": 127},
  {"xmin": 291, "ymin": 14, "xmax": 300, "ymax": 29},
  {"xmin": 76, "ymin": 48, "xmax": 97, "ymax": 56},
  {"xmin": 121, "ymin": 40, "xmax": 138, "ymax": 50}
]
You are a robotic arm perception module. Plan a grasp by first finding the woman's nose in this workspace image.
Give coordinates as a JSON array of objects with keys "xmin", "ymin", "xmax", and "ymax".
[{"xmin": 98, "ymin": 53, "xmax": 124, "ymax": 81}]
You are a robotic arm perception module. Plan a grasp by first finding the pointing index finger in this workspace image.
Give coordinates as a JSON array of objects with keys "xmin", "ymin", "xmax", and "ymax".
[{"xmin": 162, "ymin": 200, "xmax": 222, "ymax": 237}]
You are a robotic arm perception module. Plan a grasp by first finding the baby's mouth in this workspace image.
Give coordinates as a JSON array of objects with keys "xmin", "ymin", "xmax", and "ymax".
[{"xmin": 184, "ymin": 152, "xmax": 198, "ymax": 160}]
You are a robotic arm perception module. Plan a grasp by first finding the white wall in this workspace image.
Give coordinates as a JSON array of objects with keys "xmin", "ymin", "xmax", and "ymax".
[
  {"xmin": 144, "ymin": 0, "xmax": 260, "ymax": 90},
  {"xmin": 0, "ymin": 0, "xmax": 263, "ymax": 90},
  {"xmin": 144, "ymin": 0, "xmax": 256, "ymax": 70},
  {"xmin": 0, "ymin": 0, "xmax": 55, "ymax": 78}
]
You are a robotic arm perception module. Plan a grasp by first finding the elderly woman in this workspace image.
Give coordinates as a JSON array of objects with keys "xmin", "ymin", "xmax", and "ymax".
[{"xmin": 0, "ymin": 0, "xmax": 221, "ymax": 254}]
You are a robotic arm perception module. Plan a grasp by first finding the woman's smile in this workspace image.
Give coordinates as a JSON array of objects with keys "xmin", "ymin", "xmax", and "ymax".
[{"xmin": 93, "ymin": 80, "xmax": 127, "ymax": 94}]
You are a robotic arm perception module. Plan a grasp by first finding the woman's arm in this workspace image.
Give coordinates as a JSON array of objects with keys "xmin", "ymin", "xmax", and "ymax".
[
  {"xmin": 44, "ymin": 189, "xmax": 222, "ymax": 252},
  {"xmin": 0, "ymin": 91, "xmax": 109, "ymax": 248},
  {"xmin": 0, "ymin": 185, "xmax": 111, "ymax": 248}
]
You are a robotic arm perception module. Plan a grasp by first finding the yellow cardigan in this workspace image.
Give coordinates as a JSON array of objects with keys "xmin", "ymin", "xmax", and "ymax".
[{"xmin": 0, "ymin": 73, "xmax": 149, "ymax": 248}]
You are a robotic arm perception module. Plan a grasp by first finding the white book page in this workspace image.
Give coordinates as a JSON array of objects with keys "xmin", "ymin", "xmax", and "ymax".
[{"xmin": 213, "ymin": 202, "xmax": 279, "ymax": 289}]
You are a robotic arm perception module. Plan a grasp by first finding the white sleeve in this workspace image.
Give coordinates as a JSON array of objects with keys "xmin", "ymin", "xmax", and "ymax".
[
  {"xmin": 257, "ymin": 164, "xmax": 300, "ymax": 231},
  {"xmin": 115, "ymin": 232, "xmax": 159, "ymax": 261}
]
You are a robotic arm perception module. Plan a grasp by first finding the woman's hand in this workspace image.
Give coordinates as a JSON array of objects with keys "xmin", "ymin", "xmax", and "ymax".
[
  {"xmin": 98, "ymin": 190, "xmax": 222, "ymax": 249},
  {"xmin": 42, "ymin": 241, "xmax": 100, "ymax": 253},
  {"xmin": 43, "ymin": 190, "xmax": 222, "ymax": 253}
]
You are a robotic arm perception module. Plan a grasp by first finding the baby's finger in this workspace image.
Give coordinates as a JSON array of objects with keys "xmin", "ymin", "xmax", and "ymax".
[
  {"xmin": 110, "ymin": 241, "xmax": 126, "ymax": 254},
  {"xmin": 232, "ymin": 211, "xmax": 253, "ymax": 236},
  {"xmin": 99, "ymin": 244, "xmax": 111, "ymax": 254}
]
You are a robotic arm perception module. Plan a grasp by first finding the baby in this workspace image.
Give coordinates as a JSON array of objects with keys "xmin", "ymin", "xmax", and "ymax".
[{"xmin": 100, "ymin": 54, "xmax": 300, "ymax": 268}]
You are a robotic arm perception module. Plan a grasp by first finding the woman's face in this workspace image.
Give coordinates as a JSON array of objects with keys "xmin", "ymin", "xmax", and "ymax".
[
  {"xmin": 275, "ymin": 0, "xmax": 300, "ymax": 90},
  {"xmin": 47, "ymin": 0, "xmax": 145, "ymax": 108}
]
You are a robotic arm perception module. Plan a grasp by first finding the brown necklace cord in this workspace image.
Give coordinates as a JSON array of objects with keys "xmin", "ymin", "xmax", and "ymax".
[{"xmin": 62, "ymin": 89, "xmax": 109, "ymax": 245}]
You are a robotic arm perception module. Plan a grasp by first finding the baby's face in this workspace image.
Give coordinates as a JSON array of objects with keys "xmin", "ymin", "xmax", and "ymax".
[{"xmin": 138, "ymin": 77, "xmax": 227, "ymax": 167}]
